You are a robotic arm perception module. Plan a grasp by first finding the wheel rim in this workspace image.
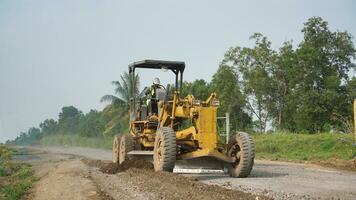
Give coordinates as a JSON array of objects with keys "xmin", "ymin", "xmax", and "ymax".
[
  {"xmin": 229, "ymin": 143, "xmax": 241, "ymax": 167},
  {"xmin": 157, "ymin": 140, "xmax": 163, "ymax": 164}
]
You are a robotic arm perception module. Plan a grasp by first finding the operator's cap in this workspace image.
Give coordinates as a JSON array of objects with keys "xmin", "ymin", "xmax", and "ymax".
[{"xmin": 153, "ymin": 77, "xmax": 160, "ymax": 85}]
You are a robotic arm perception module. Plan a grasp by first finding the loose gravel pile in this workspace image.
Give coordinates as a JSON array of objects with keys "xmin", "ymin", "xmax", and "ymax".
[
  {"xmin": 83, "ymin": 158, "xmax": 271, "ymax": 200},
  {"xmin": 83, "ymin": 159, "xmax": 153, "ymax": 174}
]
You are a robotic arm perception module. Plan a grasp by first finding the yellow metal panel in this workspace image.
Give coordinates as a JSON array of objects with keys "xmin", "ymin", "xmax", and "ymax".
[
  {"xmin": 159, "ymin": 107, "xmax": 170, "ymax": 128},
  {"xmin": 170, "ymin": 93, "xmax": 178, "ymax": 128},
  {"xmin": 180, "ymin": 149, "xmax": 210, "ymax": 159},
  {"xmin": 143, "ymin": 128, "xmax": 153, "ymax": 134},
  {"xmin": 196, "ymin": 107, "xmax": 218, "ymax": 149},
  {"xmin": 141, "ymin": 137, "xmax": 154, "ymax": 148},
  {"xmin": 176, "ymin": 126, "xmax": 197, "ymax": 140},
  {"xmin": 180, "ymin": 149, "xmax": 234, "ymax": 162},
  {"xmin": 175, "ymin": 106, "xmax": 190, "ymax": 118}
]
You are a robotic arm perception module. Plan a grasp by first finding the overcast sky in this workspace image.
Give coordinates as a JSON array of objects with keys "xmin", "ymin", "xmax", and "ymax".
[{"xmin": 0, "ymin": 0, "xmax": 355, "ymax": 142}]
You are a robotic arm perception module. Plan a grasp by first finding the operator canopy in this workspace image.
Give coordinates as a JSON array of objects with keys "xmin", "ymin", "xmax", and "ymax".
[
  {"xmin": 128, "ymin": 59, "xmax": 186, "ymax": 93},
  {"xmin": 128, "ymin": 59, "xmax": 185, "ymax": 74}
]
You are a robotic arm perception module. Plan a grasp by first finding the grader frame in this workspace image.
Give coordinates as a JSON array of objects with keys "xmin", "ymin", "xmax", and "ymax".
[{"xmin": 113, "ymin": 60, "xmax": 255, "ymax": 177}]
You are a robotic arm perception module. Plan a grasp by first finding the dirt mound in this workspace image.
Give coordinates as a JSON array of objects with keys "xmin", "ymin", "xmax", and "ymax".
[
  {"xmin": 83, "ymin": 159, "xmax": 270, "ymax": 200},
  {"xmin": 316, "ymin": 158, "xmax": 356, "ymax": 171},
  {"xmin": 83, "ymin": 159, "xmax": 153, "ymax": 174},
  {"xmin": 85, "ymin": 160, "xmax": 270, "ymax": 199},
  {"xmin": 121, "ymin": 167, "xmax": 271, "ymax": 200}
]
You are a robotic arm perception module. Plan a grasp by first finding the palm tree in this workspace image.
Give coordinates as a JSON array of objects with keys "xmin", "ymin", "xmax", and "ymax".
[
  {"xmin": 100, "ymin": 72, "xmax": 140, "ymax": 106},
  {"xmin": 100, "ymin": 72, "xmax": 139, "ymax": 137}
]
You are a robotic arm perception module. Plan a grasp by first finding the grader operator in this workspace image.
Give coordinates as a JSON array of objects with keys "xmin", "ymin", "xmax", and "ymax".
[
  {"xmin": 112, "ymin": 60, "xmax": 255, "ymax": 177},
  {"xmin": 143, "ymin": 77, "xmax": 164, "ymax": 116}
]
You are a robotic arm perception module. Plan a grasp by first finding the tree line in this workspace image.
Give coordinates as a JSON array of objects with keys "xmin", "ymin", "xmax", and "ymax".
[
  {"xmin": 181, "ymin": 17, "xmax": 355, "ymax": 133},
  {"xmin": 9, "ymin": 105, "xmax": 130, "ymax": 145},
  {"xmin": 8, "ymin": 17, "xmax": 356, "ymax": 145}
]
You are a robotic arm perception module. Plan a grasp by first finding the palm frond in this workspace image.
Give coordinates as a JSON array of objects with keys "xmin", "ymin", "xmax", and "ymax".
[
  {"xmin": 102, "ymin": 72, "xmax": 140, "ymax": 106},
  {"xmin": 100, "ymin": 95, "xmax": 119, "ymax": 103}
]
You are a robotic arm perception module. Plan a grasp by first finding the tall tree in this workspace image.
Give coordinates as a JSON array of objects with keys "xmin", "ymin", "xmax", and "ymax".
[
  {"xmin": 27, "ymin": 127, "xmax": 42, "ymax": 143},
  {"xmin": 223, "ymin": 33, "xmax": 276, "ymax": 133},
  {"xmin": 293, "ymin": 17, "xmax": 356, "ymax": 132},
  {"xmin": 39, "ymin": 119, "xmax": 58, "ymax": 135},
  {"xmin": 210, "ymin": 65, "xmax": 252, "ymax": 131},
  {"xmin": 58, "ymin": 106, "xmax": 82, "ymax": 134},
  {"xmin": 272, "ymin": 41, "xmax": 299, "ymax": 131},
  {"xmin": 100, "ymin": 72, "xmax": 139, "ymax": 136},
  {"xmin": 100, "ymin": 72, "xmax": 140, "ymax": 108},
  {"xmin": 180, "ymin": 79, "xmax": 211, "ymax": 100},
  {"xmin": 79, "ymin": 110, "xmax": 105, "ymax": 137}
]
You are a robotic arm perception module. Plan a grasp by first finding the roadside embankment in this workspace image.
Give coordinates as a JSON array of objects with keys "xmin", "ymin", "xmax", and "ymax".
[
  {"xmin": 0, "ymin": 145, "xmax": 37, "ymax": 200},
  {"xmin": 253, "ymin": 133, "xmax": 356, "ymax": 171}
]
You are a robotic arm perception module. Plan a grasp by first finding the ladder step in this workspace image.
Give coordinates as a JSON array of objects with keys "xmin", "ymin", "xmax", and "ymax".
[{"xmin": 128, "ymin": 150, "xmax": 154, "ymax": 155}]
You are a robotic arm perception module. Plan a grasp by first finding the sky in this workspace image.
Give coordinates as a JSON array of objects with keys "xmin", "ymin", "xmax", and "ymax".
[{"xmin": 0, "ymin": 0, "xmax": 355, "ymax": 142}]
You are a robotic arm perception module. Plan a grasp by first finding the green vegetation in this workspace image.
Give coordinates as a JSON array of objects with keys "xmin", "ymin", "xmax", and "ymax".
[
  {"xmin": 223, "ymin": 18, "xmax": 355, "ymax": 133},
  {"xmin": 0, "ymin": 145, "xmax": 37, "ymax": 200},
  {"xmin": 100, "ymin": 71, "xmax": 140, "ymax": 107},
  {"xmin": 253, "ymin": 133, "xmax": 354, "ymax": 161}
]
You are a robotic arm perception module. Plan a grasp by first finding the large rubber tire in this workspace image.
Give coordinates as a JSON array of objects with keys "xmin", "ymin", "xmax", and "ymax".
[
  {"xmin": 227, "ymin": 132, "xmax": 255, "ymax": 178},
  {"xmin": 119, "ymin": 135, "xmax": 134, "ymax": 164},
  {"xmin": 112, "ymin": 134, "xmax": 121, "ymax": 163},
  {"xmin": 153, "ymin": 127, "xmax": 176, "ymax": 172}
]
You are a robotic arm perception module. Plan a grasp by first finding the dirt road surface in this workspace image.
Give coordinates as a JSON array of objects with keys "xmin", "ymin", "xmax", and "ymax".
[{"xmin": 15, "ymin": 146, "xmax": 356, "ymax": 200}]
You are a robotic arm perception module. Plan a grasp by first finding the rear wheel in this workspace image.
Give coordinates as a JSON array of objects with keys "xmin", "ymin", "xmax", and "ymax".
[
  {"xmin": 153, "ymin": 127, "xmax": 176, "ymax": 172},
  {"xmin": 119, "ymin": 135, "xmax": 134, "ymax": 164},
  {"xmin": 227, "ymin": 132, "xmax": 255, "ymax": 177},
  {"xmin": 112, "ymin": 134, "xmax": 121, "ymax": 163}
]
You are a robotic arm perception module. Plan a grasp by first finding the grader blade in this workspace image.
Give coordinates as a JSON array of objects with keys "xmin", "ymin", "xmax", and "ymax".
[
  {"xmin": 127, "ymin": 151, "xmax": 225, "ymax": 174},
  {"xmin": 127, "ymin": 150, "xmax": 154, "ymax": 156},
  {"xmin": 174, "ymin": 158, "xmax": 225, "ymax": 174},
  {"xmin": 127, "ymin": 150, "xmax": 154, "ymax": 161}
]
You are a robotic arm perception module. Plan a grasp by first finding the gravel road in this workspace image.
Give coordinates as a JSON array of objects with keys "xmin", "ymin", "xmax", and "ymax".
[{"xmin": 21, "ymin": 146, "xmax": 356, "ymax": 200}]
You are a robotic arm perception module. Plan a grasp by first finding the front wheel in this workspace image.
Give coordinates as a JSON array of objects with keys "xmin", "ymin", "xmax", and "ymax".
[
  {"xmin": 119, "ymin": 135, "xmax": 134, "ymax": 164},
  {"xmin": 227, "ymin": 132, "xmax": 255, "ymax": 177},
  {"xmin": 112, "ymin": 134, "xmax": 121, "ymax": 163},
  {"xmin": 153, "ymin": 127, "xmax": 176, "ymax": 172}
]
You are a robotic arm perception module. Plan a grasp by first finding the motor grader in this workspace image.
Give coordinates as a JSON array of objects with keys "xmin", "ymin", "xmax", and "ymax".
[{"xmin": 112, "ymin": 60, "xmax": 255, "ymax": 177}]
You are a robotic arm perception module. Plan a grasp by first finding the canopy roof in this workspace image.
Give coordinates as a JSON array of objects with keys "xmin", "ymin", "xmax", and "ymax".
[{"xmin": 128, "ymin": 59, "xmax": 185, "ymax": 74}]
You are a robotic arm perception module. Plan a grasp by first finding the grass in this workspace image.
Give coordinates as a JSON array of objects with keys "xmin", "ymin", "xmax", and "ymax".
[
  {"xmin": 40, "ymin": 134, "xmax": 113, "ymax": 149},
  {"xmin": 0, "ymin": 164, "xmax": 37, "ymax": 200},
  {"xmin": 0, "ymin": 145, "xmax": 37, "ymax": 200},
  {"xmin": 252, "ymin": 133, "xmax": 355, "ymax": 161}
]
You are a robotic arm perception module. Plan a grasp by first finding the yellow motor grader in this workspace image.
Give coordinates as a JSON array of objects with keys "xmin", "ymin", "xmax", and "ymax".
[{"xmin": 112, "ymin": 60, "xmax": 255, "ymax": 177}]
